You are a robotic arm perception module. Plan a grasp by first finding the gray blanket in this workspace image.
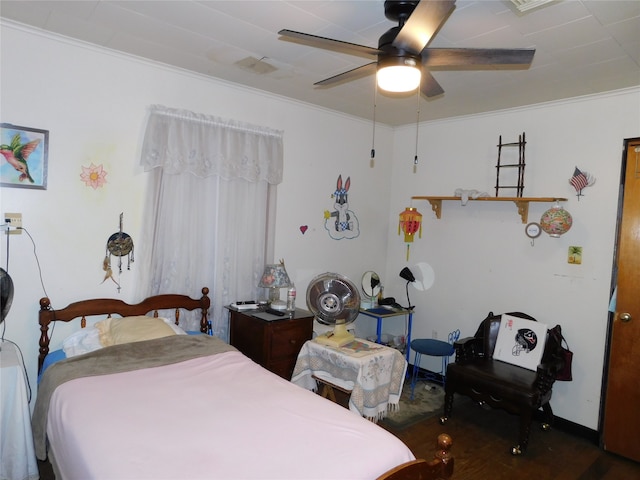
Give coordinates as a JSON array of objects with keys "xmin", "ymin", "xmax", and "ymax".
[{"xmin": 33, "ymin": 334, "xmax": 237, "ymax": 459}]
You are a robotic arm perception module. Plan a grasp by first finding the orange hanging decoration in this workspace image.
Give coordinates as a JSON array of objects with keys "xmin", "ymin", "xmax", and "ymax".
[{"xmin": 398, "ymin": 207, "xmax": 422, "ymax": 261}]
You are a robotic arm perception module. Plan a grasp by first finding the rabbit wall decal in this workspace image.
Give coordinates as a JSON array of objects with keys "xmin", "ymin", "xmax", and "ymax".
[{"xmin": 324, "ymin": 174, "xmax": 360, "ymax": 240}]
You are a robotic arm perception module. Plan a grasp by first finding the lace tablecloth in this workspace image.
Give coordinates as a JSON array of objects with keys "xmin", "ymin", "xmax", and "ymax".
[
  {"xmin": 291, "ymin": 339, "xmax": 407, "ymax": 421},
  {"xmin": 1, "ymin": 342, "xmax": 39, "ymax": 480}
]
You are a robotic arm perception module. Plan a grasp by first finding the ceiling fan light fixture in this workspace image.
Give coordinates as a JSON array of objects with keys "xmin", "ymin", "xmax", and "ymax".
[{"xmin": 377, "ymin": 56, "xmax": 421, "ymax": 93}]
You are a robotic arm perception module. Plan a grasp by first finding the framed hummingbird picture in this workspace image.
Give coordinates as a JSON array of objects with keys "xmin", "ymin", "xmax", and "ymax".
[{"xmin": 1, "ymin": 123, "xmax": 49, "ymax": 189}]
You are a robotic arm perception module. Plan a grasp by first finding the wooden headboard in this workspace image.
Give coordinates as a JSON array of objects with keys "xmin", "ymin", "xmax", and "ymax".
[{"xmin": 38, "ymin": 287, "xmax": 210, "ymax": 372}]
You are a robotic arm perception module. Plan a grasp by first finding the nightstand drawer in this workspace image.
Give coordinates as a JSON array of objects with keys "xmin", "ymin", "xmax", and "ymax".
[{"xmin": 270, "ymin": 323, "xmax": 311, "ymax": 359}]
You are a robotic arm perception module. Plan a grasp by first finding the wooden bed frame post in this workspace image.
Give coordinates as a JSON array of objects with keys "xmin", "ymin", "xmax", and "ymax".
[
  {"xmin": 38, "ymin": 297, "xmax": 53, "ymax": 373},
  {"xmin": 199, "ymin": 287, "xmax": 210, "ymax": 334}
]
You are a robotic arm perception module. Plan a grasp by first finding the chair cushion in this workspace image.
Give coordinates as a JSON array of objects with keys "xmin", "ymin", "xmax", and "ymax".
[{"xmin": 411, "ymin": 339, "xmax": 455, "ymax": 357}]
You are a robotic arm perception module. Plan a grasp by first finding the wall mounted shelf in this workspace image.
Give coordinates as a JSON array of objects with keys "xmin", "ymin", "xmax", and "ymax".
[{"xmin": 411, "ymin": 196, "xmax": 568, "ymax": 224}]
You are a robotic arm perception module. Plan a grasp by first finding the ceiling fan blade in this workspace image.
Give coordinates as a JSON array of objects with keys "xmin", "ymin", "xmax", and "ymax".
[
  {"xmin": 422, "ymin": 48, "xmax": 536, "ymax": 68},
  {"xmin": 278, "ymin": 29, "xmax": 380, "ymax": 59},
  {"xmin": 393, "ymin": 0, "xmax": 456, "ymax": 53},
  {"xmin": 421, "ymin": 70, "xmax": 445, "ymax": 97},
  {"xmin": 314, "ymin": 63, "xmax": 377, "ymax": 87}
]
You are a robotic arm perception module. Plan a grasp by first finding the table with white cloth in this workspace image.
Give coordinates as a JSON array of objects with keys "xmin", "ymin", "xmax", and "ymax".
[
  {"xmin": 291, "ymin": 338, "xmax": 407, "ymax": 422},
  {"xmin": 1, "ymin": 341, "xmax": 39, "ymax": 480}
]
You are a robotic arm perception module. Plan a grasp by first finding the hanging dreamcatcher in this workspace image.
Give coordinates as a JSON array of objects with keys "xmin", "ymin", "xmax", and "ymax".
[
  {"xmin": 102, "ymin": 213, "xmax": 134, "ymax": 292},
  {"xmin": 398, "ymin": 207, "xmax": 422, "ymax": 261}
]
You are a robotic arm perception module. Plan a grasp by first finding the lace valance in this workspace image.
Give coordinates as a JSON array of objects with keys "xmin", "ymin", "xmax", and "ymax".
[{"xmin": 141, "ymin": 105, "xmax": 283, "ymax": 184}]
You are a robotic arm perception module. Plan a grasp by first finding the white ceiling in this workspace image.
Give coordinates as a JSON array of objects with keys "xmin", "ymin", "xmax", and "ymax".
[{"xmin": 2, "ymin": 0, "xmax": 639, "ymax": 126}]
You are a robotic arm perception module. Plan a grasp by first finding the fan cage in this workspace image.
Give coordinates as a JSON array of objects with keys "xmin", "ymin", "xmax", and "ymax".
[{"xmin": 306, "ymin": 273, "xmax": 360, "ymax": 326}]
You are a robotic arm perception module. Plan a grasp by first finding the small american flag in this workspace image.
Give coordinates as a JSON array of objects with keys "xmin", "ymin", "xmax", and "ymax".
[{"xmin": 570, "ymin": 167, "xmax": 589, "ymax": 193}]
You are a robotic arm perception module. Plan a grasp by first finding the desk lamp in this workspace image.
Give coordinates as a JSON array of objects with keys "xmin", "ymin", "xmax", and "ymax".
[
  {"xmin": 399, "ymin": 267, "xmax": 416, "ymax": 310},
  {"xmin": 258, "ymin": 260, "xmax": 291, "ymax": 310}
]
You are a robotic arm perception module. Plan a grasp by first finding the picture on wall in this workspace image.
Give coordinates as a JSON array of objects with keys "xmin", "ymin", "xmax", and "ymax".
[
  {"xmin": 493, "ymin": 314, "xmax": 548, "ymax": 371},
  {"xmin": 0, "ymin": 123, "xmax": 49, "ymax": 189}
]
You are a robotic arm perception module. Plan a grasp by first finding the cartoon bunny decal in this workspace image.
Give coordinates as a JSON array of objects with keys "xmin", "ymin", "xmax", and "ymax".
[
  {"xmin": 324, "ymin": 174, "xmax": 360, "ymax": 240},
  {"xmin": 332, "ymin": 175, "xmax": 352, "ymax": 231}
]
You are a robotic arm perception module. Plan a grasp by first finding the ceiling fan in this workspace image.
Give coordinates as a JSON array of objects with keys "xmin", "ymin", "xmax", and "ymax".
[{"xmin": 279, "ymin": 0, "xmax": 535, "ymax": 97}]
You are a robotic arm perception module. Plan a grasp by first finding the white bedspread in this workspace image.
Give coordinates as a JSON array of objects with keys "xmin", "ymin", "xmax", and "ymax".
[{"xmin": 46, "ymin": 350, "xmax": 414, "ymax": 479}]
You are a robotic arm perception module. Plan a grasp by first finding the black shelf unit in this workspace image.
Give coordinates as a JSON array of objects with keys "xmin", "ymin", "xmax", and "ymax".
[{"xmin": 495, "ymin": 132, "xmax": 526, "ymax": 197}]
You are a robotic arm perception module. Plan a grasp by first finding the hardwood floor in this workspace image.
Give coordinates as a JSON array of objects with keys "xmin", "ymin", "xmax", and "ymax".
[
  {"xmin": 324, "ymin": 386, "xmax": 639, "ymax": 479},
  {"xmin": 379, "ymin": 398, "xmax": 640, "ymax": 479}
]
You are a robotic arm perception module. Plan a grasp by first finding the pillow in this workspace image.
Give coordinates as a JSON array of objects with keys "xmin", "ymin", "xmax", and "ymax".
[
  {"xmin": 158, "ymin": 317, "xmax": 188, "ymax": 336},
  {"xmin": 96, "ymin": 316, "xmax": 177, "ymax": 347},
  {"xmin": 62, "ymin": 327, "xmax": 103, "ymax": 358},
  {"xmin": 61, "ymin": 316, "xmax": 185, "ymax": 357}
]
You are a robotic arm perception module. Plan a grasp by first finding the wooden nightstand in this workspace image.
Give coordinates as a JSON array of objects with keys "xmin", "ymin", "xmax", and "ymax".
[{"xmin": 227, "ymin": 307, "xmax": 313, "ymax": 379}]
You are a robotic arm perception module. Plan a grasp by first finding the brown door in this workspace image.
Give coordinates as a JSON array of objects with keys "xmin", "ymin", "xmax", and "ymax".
[{"xmin": 602, "ymin": 138, "xmax": 640, "ymax": 461}]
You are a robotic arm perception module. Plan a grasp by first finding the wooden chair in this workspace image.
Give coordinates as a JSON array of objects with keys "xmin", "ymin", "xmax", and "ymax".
[
  {"xmin": 376, "ymin": 433, "xmax": 453, "ymax": 480},
  {"xmin": 440, "ymin": 311, "xmax": 564, "ymax": 455}
]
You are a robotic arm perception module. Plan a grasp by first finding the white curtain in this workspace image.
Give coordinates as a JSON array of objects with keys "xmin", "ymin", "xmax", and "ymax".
[{"xmin": 136, "ymin": 105, "xmax": 283, "ymax": 340}]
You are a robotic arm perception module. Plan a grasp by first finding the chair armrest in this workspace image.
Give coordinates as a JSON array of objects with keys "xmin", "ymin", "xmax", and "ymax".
[
  {"xmin": 453, "ymin": 337, "xmax": 480, "ymax": 363},
  {"xmin": 535, "ymin": 357, "xmax": 563, "ymax": 392},
  {"xmin": 533, "ymin": 327, "xmax": 568, "ymax": 391}
]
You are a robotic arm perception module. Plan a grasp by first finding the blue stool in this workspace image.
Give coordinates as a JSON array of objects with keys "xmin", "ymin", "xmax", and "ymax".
[{"xmin": 410, "ymin": 329, "xmax": 460, "ymax": 400}]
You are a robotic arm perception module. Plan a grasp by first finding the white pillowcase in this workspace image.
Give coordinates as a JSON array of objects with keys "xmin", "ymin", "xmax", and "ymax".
[
  {"xmin": 61, "ymin": 316, "xmax": 186, "ymax": 358},
  {"xmin": 62, "ymin": 327, "xmax": 103, "ymax": 358},
  {"xmin": 161, "ymin": 317, "xmax": 188, "ymax": 336}
]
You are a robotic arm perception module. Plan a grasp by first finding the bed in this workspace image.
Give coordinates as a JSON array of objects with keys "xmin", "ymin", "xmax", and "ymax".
[{"xmin": 33, "ymin": 288, "xmax": 452, "ymax": 479}]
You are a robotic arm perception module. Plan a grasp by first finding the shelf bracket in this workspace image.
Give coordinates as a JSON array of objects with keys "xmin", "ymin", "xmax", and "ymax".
[
  {"xmin": 513, "ymin": 200, "xmax": 529, "ymax": 224},
  {"xmin": 427, "ymin": 199, "xmax": 442, "ymax": 219}
]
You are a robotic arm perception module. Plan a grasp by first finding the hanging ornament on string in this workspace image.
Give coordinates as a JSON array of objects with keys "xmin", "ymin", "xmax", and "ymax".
[
  {"xmin": 102, "ymin": 212, "xmax": 134, "ymax": 292},
  {"xmin": 540, "ymin": 201, "xmax": 572, "ymax": 238},
  {"xmin": 399, "ymin": 207, "xmax": 422, "ymax": 261},
  {"xmin": 370, "ymin": 78, "xmax": 377, "ymax": 168},
  {"xmin": 413, "ymin": 88, "xmax": 421, "ymax": 174}
]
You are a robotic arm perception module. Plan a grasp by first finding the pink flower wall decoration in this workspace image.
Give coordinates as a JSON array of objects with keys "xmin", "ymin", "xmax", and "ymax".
[{"xmin": 80, "ymin": 163, "xmax": 107, "ymax": 189}]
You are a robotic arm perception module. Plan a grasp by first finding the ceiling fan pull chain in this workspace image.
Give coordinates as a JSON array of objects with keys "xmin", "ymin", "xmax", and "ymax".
[
  {"xmin": 414, "ymin": 89, "xmax": 420, "ymax": 174},
  {"xmin": 370, "ymin": 84, "xmax": 377, "ymax": 167}
]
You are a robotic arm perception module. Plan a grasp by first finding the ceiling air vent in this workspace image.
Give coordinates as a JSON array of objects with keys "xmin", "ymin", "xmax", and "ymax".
[{"xmin": 510, "ymin": 0, "xmax": 557, "ymax": 13}]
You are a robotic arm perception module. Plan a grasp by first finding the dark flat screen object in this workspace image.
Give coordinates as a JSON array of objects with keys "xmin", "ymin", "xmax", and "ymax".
[{"xmin": 0, "ymin": 268, "xmax": 13, "ymax": 323}]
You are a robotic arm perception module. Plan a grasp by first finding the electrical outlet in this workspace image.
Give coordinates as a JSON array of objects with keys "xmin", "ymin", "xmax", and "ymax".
[
  {"xmin": 4, "ymin": 212, "xmax": 22, "ymax": 235},
  {"xmin": 432, "ymin": 330, "xmax": 438, "ymax": 339}
]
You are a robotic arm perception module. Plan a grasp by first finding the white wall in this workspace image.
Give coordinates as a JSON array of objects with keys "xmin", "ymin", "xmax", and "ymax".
[
  {"xmin": 383, "ymin": 89, "xmax": 639, "ymax": 429},
  {"xmin": 0, "ymin": 22, "xmax": 393, "ymax": 408},
  {"xmin": 2, "ymin": 21, "xmax": 639, "ymax": 431}
]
